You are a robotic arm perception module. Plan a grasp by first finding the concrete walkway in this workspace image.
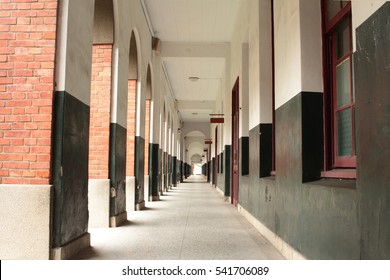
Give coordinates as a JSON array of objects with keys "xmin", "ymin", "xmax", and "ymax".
[{"xmin": 74, "ymin": 175, "xmax": 285, "ymax": 260}]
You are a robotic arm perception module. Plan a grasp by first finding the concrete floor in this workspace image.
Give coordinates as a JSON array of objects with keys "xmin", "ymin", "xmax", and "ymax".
[{"xmin": 74, "ymin": 175, "xmax": 285, "ymax": 260}]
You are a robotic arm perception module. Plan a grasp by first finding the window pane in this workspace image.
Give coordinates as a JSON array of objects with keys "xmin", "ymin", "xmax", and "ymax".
[
  {"xmin": 336, "ymin": 58, "xmax": 351, "ymax": 108},
  {"xmin": 336, "ymin": 18, "xmax": 350, "ymax": 59},
  {"xmin": 327, "ymin": 0, "xmax": 341, "ymax": 21},
  {"xmin": 337, "ymin": 108, "xmax": 352, "ymax": 157},
  {"xmin": 341, "ymin": 1, "xmax": 349, "ymax": 8}
]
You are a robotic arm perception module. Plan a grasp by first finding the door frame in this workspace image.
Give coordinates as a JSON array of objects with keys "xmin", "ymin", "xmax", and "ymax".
[{"xmin": 231, "ymin": 77, "xmax": 239, "ymax": 206}]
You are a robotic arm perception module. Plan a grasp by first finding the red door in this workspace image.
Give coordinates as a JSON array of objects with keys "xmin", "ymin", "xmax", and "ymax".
[{"xmin": 231, "ymin": 78, "xmax": 239, "ymax": 206}]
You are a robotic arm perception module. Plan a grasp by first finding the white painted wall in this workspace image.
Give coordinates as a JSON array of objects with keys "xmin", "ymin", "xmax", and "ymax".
[
  {"xmin": 274, "ymin": 0, "xmax": 323, "ymax": 109},
  {"xmin": 248, "ymin": 0, "xmax": 261, "ymax": 129},
  {"xmin": 299, "ymin": 0, "xmax": 323, "ymax": 93},
  {"xmin": 258, "ymin": 0, "xmax": 273, "ymax": 125},
  {"xmin": 56, "ymin": 0, "xmax": 95, "ymax": 105},
  {"xmin": 274, "ymin": 0, "xmax": 302, "ymax": 109},
  {"xmin": 241, "ymin": 43, "xmax": 250, "ymax": 137},
  {"xmin": 229, "ymin": 0, "xmax": 249, "ymax": 139},
  {"xmin": 114, "ymin": 0, "xmax": 152, "ymax": 130}
]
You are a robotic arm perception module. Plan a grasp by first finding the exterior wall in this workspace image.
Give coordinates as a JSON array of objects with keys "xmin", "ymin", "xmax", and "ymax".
[
  {"xmin": 0, "ymin": 0, "xmax": 58, "ymax": 260},
  {"xmin": 355, "ymin": 2, "xmax": 390, "ymax": 259},
  {"xmin": 229, "ymin": 0, "xmax": 390, "ymax": 260},
  {"xmin": 0, "ymin": 0, "xmax": 57, "ymax": 185},
  {"xmin": 0, "ymin": 0, "xmax": 189, "ymax": 259}
]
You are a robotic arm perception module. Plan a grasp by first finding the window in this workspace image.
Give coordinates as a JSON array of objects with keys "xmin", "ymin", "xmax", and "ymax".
[{"xmin": 322, "ymin": 0, "xmax": 356, "ymax": 177}]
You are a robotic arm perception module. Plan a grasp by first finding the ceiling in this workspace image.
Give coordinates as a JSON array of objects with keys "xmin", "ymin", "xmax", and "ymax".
[{"xmin": 142, "ymin": 0, "xmax": 242, "ymax": 123}]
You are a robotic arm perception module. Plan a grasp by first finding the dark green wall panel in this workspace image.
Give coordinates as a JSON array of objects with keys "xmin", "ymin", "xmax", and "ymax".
[
  {"xmin": 52, "ymin": 91, "xmax": 89, "ymax": 247},
  {"xmin": 355, "ymin": 2, "xmax": 390, "ymax": 259},
  {"xmin": 149, "ymin": 144, "xmax": 159, "ymax": 197},
  {"xmin": 259, "ymin": 124, "xmax": 272, "ymax": 178},
  {"xmin": 240, "ymin": 137, "xmax": 249, "ymax": 176},
  {"xmin": 224, "ymin": 145, "xmax": 231, "ymax": 196},
  {"xmin": 109, "ymin": 123, "xmax": 127, "ymax": 217},
  {"xmin": 134, "ymin": 136, "xmax": 145, "ymax": 205}
]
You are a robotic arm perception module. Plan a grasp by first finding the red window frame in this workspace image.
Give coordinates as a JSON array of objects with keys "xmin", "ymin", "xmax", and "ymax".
[{"xmin": 322, "ymin": 0, "xmax": 356, "ymax": 178}]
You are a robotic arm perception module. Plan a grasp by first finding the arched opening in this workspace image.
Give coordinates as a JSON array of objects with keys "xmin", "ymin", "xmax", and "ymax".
[
  {"xmin": 161, "ymin": 104, "xmax": 166, "ymax": 193},
  {"xmin": 191, "ymin": 154, "xmax": 203, "ymax": 175},
  {"xmin": 88, "ymin": 0, "xmax": 114, "ymax": 228},
  {"xmin": 126, "ymin": 33, "xmax": 138, "ymax": 178},
  {"xmin": 144, "ymin": 65, "xmax": 152, "ymax": 200}
]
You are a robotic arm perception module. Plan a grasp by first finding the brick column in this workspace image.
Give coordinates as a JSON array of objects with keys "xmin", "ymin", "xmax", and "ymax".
[
  {"xmin": 0, "ymin": 0, "xmax": 57, "ymax": 260},
  {"xmin": 0, "ymin": 0, "xmax": 57, "ymax": 185}
]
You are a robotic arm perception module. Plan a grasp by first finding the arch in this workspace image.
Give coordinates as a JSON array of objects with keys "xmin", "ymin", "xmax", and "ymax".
[
  {"xmin": 187, "ymin": 141, "xmax": 205, "ymax": 164},
  {"xmin": 146, "ymin": 64, "xmax": 152, "ymax": 100},
  {"xmin": 128, "ymin": 29, "xmax": 142, "ymax": 80},
  {"xmin": 126, "ymin": 30, "xmax": 140, "ymax": 177},
  {"xmin": 181, "ymin": 123, "xmax": 210, "ymax": 139},
  {"xmin": 186, "ymin": 130, "xmax": 206, "ymax": 137},
  {"xmin": 88, "ymin": 0, "xmax": 115, "ymax": 180},
  {"xmin": 144, "ymin": 64, "xmax": 153, "ymax": 176},
  {"xmin": 88, "ymin": 0, "xmax": 115, "ymax": 228},
  {"xmin": 191, "ymin": 154, "xmax": 203, "ymax": 163}
]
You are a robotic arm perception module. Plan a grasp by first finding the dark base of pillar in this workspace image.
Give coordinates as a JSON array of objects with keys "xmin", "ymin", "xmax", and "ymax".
[
  {"xmin": 135, "ymin": 201, "xmax": 145, "ymax": 211},
  {"xmin": 51, "ymin": 233, "xmax": 90, "ymax": 260},
  {"xmin": 109, "ymin": 211, "xmax": 127, "ymax": 227}
]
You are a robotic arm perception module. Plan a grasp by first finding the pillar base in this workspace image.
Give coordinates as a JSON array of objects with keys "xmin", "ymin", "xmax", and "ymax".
[
  {"xmin": 88, "ymin": 179, "xmax": 110, "ymax": 228},
  {"xmin": 0, "ymin": 184, "xmax": 52, "ymax": 260},
  {"xmin": 135, "ymin": 201, "xmax": 145, "ymax": 211},
  {"xmin": 150, "ymin": 195, "xmax": 160, "ymax": 201},
  {"xmin": 51, "ymin": 233, "xmax": 90, "ymax": 260},
  {"xmin": 109, "ymin": 211, "xmax": 127, "ymax": 227},
  {"xmin": 125, "ymin": 176, "xmax": 135, "ymax": 212}
]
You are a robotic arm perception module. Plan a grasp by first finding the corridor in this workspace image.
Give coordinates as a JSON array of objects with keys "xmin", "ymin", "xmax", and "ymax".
[
  {"xmin": 74, "ymin": 175, "xmax": 284, "ymax": 260},
  {"xmin": 1, "ymin": 0, "xmax": 389, "ymax": 261}
]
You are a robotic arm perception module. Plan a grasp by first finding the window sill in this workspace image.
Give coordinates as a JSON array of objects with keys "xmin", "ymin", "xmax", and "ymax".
[
  {"xmin": 321, "ymin": 169, "xmax": 356, "ymax": 179},
  {"xmin": 308, "ymin": 177, "xmax": 356, "ymax": 189},
  {"xmin": 261, "ymin": 175, "xmax": 275, "ymax": 181}
]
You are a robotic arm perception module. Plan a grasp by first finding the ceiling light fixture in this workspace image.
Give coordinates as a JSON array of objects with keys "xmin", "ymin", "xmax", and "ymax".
[{"xmin": 188, "ymin": 76, "xmax": 200, "ymax": 82}]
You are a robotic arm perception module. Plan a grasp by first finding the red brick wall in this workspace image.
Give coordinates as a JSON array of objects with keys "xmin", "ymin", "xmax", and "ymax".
[
  {"xmin": 144, "ymin": 99, "xmax": 150, "ymax": 175},
  {"xmin": 0, "ymin": 0, "xmax": 57, "ymax": 185},
  {"xmin": 126, "ymin": 80, "xmax": 136, "ymax": 176},
  {"xmin": 88, "ymin": 45, "xmax": 112, "ymax": 179}
]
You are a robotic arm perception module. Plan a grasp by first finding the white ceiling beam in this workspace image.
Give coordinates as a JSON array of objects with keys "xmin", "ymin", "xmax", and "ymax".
[
  {"xmin": 177, "ymin": 100, "xmax": 215, "ymax": 110},
  {"xmin": 160, "ymin": 42, "xmax": 230, "ymax": 59}
]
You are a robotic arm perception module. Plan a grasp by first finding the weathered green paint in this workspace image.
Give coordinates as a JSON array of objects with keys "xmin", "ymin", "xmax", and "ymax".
[
  {"xmin": 149, "ymin": 143, "xmax": 159, "ymax": 197},
  {"xmin": 301, "ymin": 94, "xmax": 323, "ymax": 182},
  {"xmin": 240, "ymin": 137, "xmax": 249, "ymax": 176},
  {"xmin": 158, "ymin": 148, "xmax": 162, "ymax": 193},
  {"xmin": 238, "ymin": 93, "xmax": 360, "ymax": 259},
  {"xmin": 172, "ymin": 156, "xmax": 177, "ymax": 187},
  {"xmin": 259, "ymin": 124, "xmax": 272, "ymax": 178},
  {"xmin": 134, "ymin": 136, "xmax": 145, "ymax": 205},
  {"xmin": 224, "ymin": 145, "xmax": 231, "ymax": 196},
  {"xmin": 355, "ymin": 2, "xmax": 390, "ymax": 259},
  {"xmin": 51, "ymin": 91, "xmax": 89, "ymax": 247},
  {"xmin": 109, "ymin": 123, "xmax": 127, "ymax": 217},
  {"xmin": 168, "ymin": 154, "xmax": 172, "ymax": 187},
  {"xmin": 163, "ymin": 152, "xmax": 167, "ymax": 191}
]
